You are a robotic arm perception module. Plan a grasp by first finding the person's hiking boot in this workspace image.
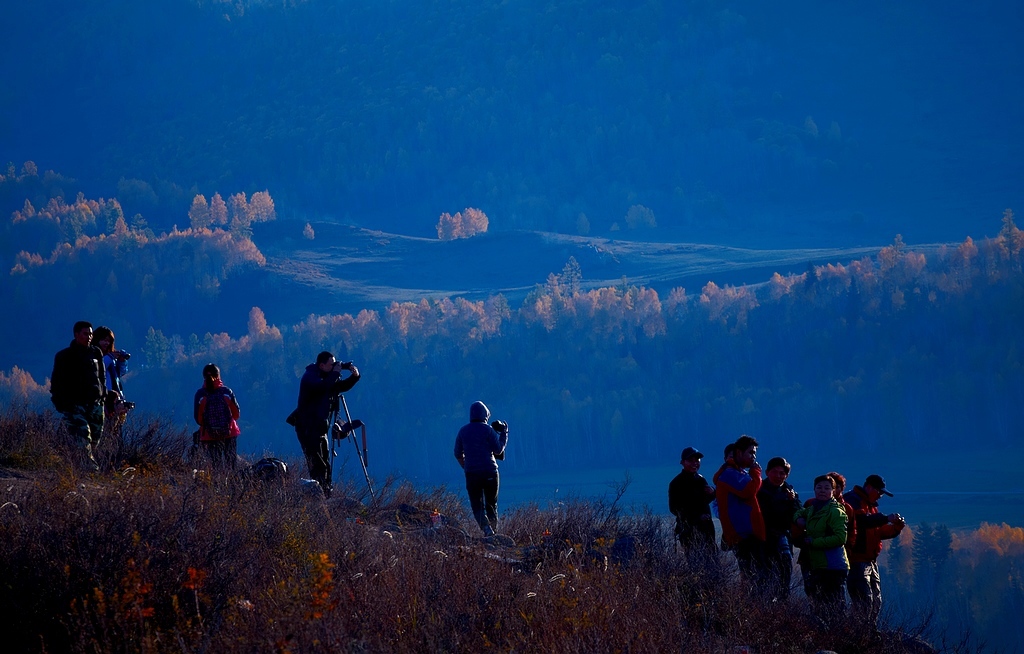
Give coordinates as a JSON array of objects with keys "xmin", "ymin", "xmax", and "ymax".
[{"xmin": 483, "ymin": 525, "xmax": 495, "ymax": 537}]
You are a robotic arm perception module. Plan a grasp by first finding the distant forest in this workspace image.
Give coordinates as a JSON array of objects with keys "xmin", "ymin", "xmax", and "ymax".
[
  {"xmin": 2, "ymin": 165, "xmax": 1022, "ymax": 480},
  {"xmin": 3, "ymin": 0, "xmax": 1022, "ymax": 243}
]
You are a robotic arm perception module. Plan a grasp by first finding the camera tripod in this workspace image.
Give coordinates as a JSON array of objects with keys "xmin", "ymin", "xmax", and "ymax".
[{"xmin": 328, "ymin": 394, "xmax": 375, "ymax": 501}]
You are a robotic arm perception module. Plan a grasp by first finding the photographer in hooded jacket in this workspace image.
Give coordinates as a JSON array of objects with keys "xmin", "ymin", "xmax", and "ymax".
[
  {"xmin": 288, "ymin": 351, "xmax": 360, "ymax": 498},
  {"xmin": 454, "ymin": 401, "xmax": 509, "ymax": 537}
]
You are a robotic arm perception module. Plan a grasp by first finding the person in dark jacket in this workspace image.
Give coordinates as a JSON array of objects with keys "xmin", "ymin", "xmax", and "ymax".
[
  {"xmin": 290, "ymin": 351, "xmax": 360, "ymax": 498},
  {"xmin": 50, "ymin": 321, "xmax": 106, "ymax": 470},
  {"xmin": 454, "ymin": 401, "xmax": 508, "ymax": 536},
  {"xmin": 668, "ymin": 446, "xmax": 716, "ymax": 556},
  {"xmin": 844, "ymin": 474, "xmax": 905, "ymax": 628},
  {"xmin": 757, "ymin": 456, "xmax": 801, "ymax": 600}
]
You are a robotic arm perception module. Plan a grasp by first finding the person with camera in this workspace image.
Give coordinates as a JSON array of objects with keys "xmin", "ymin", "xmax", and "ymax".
[
  {"xmin": 453, "ymin": 401, "xmax": 508, "ymax": 537},
  {"xmin": 50, "ymin": 320, "xmax": 107, "ymax": 471},
  {"xmin": 92, "ymin": 326, "xmax": 133, "ymax": 435},
  {"xmin": 713, "ymin": 435, "xmax": 766, "ymax": 586},
  {"xmin": 289, "ymin": 351, "xmax": 361, "ymax": 498},
  {"xmin": 844, "ymin": 474, "xmax": 905, "ymax": 629}
]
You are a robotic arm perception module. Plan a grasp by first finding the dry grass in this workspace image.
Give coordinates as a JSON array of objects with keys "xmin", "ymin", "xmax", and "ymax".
[{"xmin": 0, "ymin": 406, "xmax": 946, "ymax": 653}]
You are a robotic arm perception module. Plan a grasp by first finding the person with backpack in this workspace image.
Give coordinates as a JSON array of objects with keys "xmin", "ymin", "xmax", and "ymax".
[{"xmin": 193, "ymin": 363, "xmax": 241, "ymax": 470}]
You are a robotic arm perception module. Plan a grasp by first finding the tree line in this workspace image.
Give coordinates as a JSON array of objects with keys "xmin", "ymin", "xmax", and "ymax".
[{"xmin": 5, "ymin": 209, "xmax": 1017, "ymax": 482}]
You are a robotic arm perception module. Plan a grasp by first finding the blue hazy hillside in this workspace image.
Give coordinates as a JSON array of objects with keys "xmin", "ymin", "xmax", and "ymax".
[{"xmin": 2, "ymin": 0, "xmax": 1022, "ymax": 246}]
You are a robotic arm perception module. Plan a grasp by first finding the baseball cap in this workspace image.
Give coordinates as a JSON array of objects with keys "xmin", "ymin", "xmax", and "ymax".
[
  {"xmin": 680, "ymin": 446, "xmax": 704, "ymax": 462},
  {"xmin": 865, "ymin": 474, "xmax": 894, "ymax": 497}
]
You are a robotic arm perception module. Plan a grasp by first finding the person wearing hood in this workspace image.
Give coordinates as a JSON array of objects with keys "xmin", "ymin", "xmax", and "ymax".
[
  {"xmin": 454, "ymin": 401, "xmax": 509, "ymax": 536},
  {"xmin": 50, "ymin": 321, "xmax": 107, "ymax": 470},
  {"xmin": 289, "ymin": 351, "xmax": 360, "ymax": 498}
]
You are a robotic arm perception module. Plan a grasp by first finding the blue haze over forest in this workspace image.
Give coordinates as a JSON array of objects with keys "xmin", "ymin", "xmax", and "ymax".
[{"xmin": 1, "ymin": 0, "xmax": 1023, "ymax": 525}]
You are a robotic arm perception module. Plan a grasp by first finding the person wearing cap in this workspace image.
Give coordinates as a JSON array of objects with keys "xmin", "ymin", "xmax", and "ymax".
[
  {"xmin": 668, "ymin": 446, "xmax": 716, "ymax": 555},
  {"xmin": 757, "ymin": 456, "xmax": 801, "ymax": 600},
  {"xmin": 454, "ymin": 401, "xmax": 509, "ymax": 537},
  {"xmin": 843, "ymin": 474, "xmax": 906, "ymax": 628}
]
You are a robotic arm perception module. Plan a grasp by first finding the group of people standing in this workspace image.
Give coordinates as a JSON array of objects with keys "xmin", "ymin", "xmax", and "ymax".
[
  {"xmin": 190, "ymin": 350, "xmax": 362, "ymax": 500},
  {"xmin": 51, "ymin": 321, "xmax": 362, "ymax": 496},
  {"xmin": 669, "ymin": 435, "xmax": 905, "ymax": 629},
  {"xmin": 52, "ymin": 323, "xmax": 900, "ymax": 627},
  {"xmin": 49, "ymin": 321, "xmax": 132, "ymax": 470}
]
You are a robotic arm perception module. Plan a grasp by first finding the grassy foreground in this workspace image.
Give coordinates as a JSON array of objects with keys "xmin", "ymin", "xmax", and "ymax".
[{"xmin": 0, "ymin": 407, "xmax": 946, "ymax": 653}]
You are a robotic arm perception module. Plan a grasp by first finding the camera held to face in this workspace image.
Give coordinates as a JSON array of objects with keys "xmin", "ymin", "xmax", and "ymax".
[{"xmin": 490, "ymin": 419, "xmax": 508, "ymax": 434}]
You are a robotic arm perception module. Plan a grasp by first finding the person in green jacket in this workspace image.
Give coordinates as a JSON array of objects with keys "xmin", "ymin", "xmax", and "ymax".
[{"xmin": 793, "ymin": 474, "xmax": 849, "ymax": 624}]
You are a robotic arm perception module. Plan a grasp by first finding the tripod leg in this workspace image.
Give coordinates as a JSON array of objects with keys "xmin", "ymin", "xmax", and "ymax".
[{"xmin": 339, "ymin": 395, "xmax": 375, "ymax": 501}]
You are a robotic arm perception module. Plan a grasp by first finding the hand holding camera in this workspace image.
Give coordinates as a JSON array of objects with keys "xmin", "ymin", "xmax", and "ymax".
[
  {"xmin": 333, "ymin": 360, "xmax": 357, "ymax": 375},
  {"xmin": 490, "ymin": 419, "xmax": 508, "ymax": 434}
]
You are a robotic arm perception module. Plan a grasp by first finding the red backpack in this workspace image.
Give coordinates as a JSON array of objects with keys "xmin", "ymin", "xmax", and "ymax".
[{"xmin": 203, "ymin": 387, "xmax": 234, "ymax": 439}]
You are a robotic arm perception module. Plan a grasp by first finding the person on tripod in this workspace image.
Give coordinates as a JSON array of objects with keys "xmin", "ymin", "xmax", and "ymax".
[
  {"xmin": 290, "ymin": 351, "xmax": 360, "ymax": 498},
  {"xmin": 454, "ymin": 401, "xmax": 509, "ymax": 537}
]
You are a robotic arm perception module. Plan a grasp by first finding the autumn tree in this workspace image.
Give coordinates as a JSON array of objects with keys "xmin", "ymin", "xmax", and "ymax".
[
  {"xmin": 462, "ymin": 207, "xmax": 488, "ymax": 234},
  {"xmin": 189, "ymin": 194, "xmax": 212, "ymax": 230},
  {"xmin": 209, "ymin": 193, "xmax": 228, "ymax": 226},
  {"xmin": 228, "ymin": 192, "xmax": 250, "ymax": 225},
  {"xmin": 248, "ymin": 191, "xmax": 276, "ymax": 223},
  {"xmin": 436, "ymin": 207, "xmax": 489, "ymax": 240}
]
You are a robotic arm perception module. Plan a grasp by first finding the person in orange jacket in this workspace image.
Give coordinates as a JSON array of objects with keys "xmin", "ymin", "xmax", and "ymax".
[{"xmin": 714, "ymin": 435, "xmax": 766, "ymax": 584}]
